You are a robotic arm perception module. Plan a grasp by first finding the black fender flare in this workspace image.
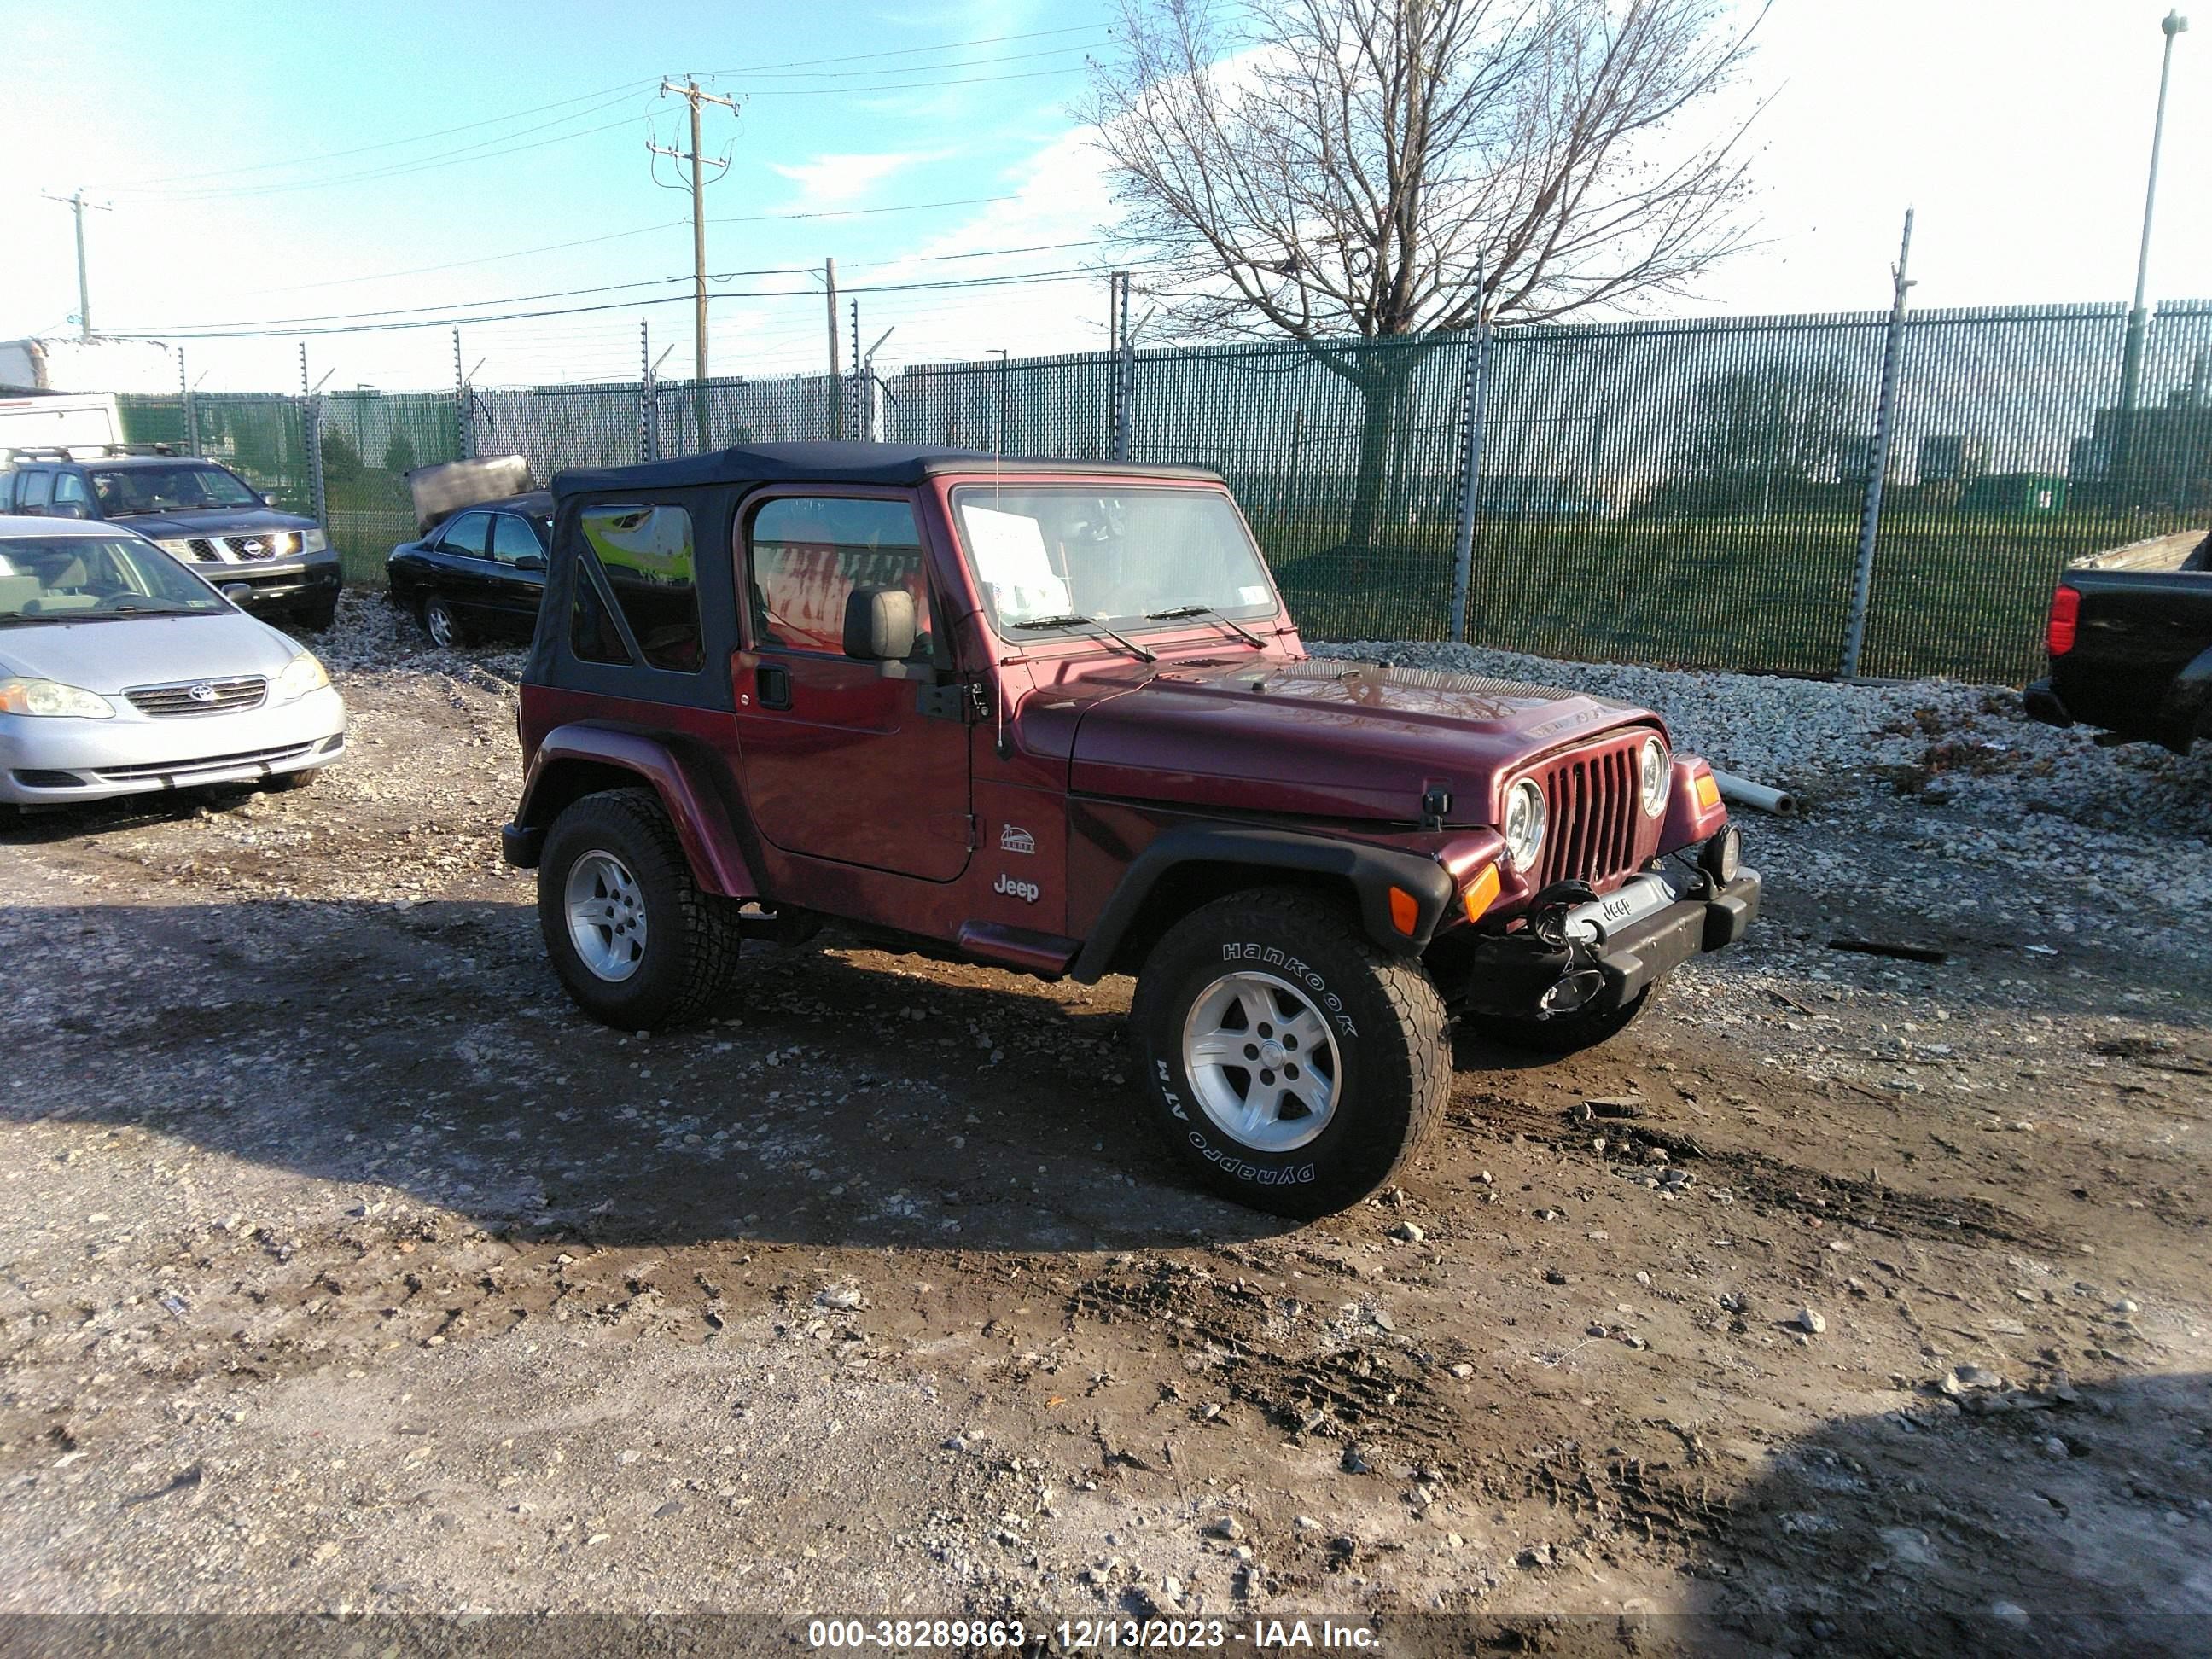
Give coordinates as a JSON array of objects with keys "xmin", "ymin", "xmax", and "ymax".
[{"xmin": 1069, "ymin": 824, "xmax": 1456, "ymax": 984}]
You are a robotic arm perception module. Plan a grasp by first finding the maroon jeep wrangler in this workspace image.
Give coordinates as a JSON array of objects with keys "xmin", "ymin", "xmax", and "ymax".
[{"xmin": 503, "ymin": 444, "xmax": 1758, "ymax": 1216}]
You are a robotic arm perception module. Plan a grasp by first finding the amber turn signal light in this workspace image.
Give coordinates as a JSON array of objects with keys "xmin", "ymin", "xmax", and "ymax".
[
  {"xmin": 1460, "ymin": 864, "xmax": 1502, "ymax": 923},
  {"xmin": 1388, "ymin": 885, "xmax": 1420, "ymax": 934},
  {"xmin": 1694, "ymin": 771, "xmax": 1721, "ymax": 811}
]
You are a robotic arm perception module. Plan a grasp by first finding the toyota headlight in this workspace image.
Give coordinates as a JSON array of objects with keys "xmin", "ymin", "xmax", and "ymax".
[
  {"xmin": 1639, "ymin": 736, "xmax": 1670, "ymax": 817},
  {"xmin": 301, "ymin": 528, "xmax": 330, "ymax": 555},
  {"xmin": 1502, "ymin": 778, "xmax": 1547, "ymax": 872},
  {"xmin": 273, "ymin": 650, "xmax": 329, "ymax": 701},
  {"xmin": 0, "ymin": 677, "xmax": 116, "ymax": 719}
]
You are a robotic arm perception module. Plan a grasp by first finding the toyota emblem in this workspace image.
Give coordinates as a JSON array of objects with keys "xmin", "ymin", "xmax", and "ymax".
[{"xmin": 188, "ymin": 683, "xmax": 218, "ymax": 703}]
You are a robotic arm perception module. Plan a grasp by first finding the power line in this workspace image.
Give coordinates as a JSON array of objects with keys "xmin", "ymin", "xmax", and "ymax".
[
  {"xmin": 257, "ymin": 195, "xmax": 1033, "ymax": 294},
  {"xmin": 120, "ymin": 98, "xmax": 649, "ymax": 201},
  {"xmin": 107, "ymin": 26, "xmax": 1108, "ymax": 194},
  {"xmin": 113, "ymin": 263, "xmax": 1163, "ymax": 341},
  {"xmin": 111, "ymin": 77, "xmax": 665, "ymax": 189},
  {"xmin": 690, "ymin": 24, "xmax": 1104, "ymax": 77}
]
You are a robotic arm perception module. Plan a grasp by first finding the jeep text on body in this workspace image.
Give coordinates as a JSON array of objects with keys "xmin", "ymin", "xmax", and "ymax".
[{"xmin": 502, "ymin": 445, "xmax": 1759, "ymax": 1217}]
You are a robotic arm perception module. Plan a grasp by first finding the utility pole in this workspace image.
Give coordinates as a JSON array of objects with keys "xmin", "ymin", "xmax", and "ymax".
[
  {"xmin": 989, "ymin": 348, "xmax": 1010, "ymax": 457},
  {"xmin": 2118, "ymin": 10, "xmax": 2189, "ymax": 489},
  {"xmin": 824, "ymin": 258, "xmax": 843, "ymax": 440},
  {"xmin": 1841, "ymin": 209, "xmax": 1916, "ymax": 682},
  {"xmin": 862, "ymin": 325, "xmax": 894, "ymax": 445},
  {"xmin": 649, "ymin": 78, "xmax": 741, "ymax": 452},
  {"xmin": 43, "ymin": 189, "xmax": 110, "ymax": 340},
  {"xmin": 849, "ymin": 297, "xmax": 862, "ymax": 443}
]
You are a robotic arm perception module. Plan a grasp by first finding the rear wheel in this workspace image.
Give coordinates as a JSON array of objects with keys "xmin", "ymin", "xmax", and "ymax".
[
  {"xmin": 1131, "ymin": 887, "xmax": 1448, "ymax": 1218},
  {"xmin": 537, "ymin": 789, "xmax": 742, "ymax": 1029},
  {"xmin": 1462, "ymin": 984, "xmax": 1654, "ymax": 1056},
  {"xmin": 296, "ymin": 597, "xmax": 339, "ymax": 632},
  {"xmin": 420, "ymin": 595, "xmax": 464, "ymax": 648}
]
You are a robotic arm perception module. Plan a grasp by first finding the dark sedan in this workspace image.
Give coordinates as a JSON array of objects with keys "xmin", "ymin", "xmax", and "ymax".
[{"xmin": 386, "ymin": 492, "xmax": 551, "ymax": 646}]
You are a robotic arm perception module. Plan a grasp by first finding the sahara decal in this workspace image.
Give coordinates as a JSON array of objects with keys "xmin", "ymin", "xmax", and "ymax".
[{"xmin": 999, "ymin": 824, "xmax": 1036, "ymax": 854}]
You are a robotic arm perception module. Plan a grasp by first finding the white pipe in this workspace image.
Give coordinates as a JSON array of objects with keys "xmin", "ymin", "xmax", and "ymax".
[{"xmin": 1713, "ymin": 769, "xmax": 1797, "ymax": 816}]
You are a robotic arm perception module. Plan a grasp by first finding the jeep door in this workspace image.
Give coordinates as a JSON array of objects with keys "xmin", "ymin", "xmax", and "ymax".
[{"xmin": 730, "ymin": 489, "xmax": 971, "ymax": 882}]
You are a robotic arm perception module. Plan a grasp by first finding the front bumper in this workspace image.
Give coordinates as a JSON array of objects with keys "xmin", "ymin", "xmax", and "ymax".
[
  {"xmin": 0, "ymin": 684, "xmax": 347, "ymax": 805},
  {"xmin": 1449, "ymin": 866, "xmax": 1761, "ymax": 1022},
  {"xmin": 197, "ymin": 550, "xmax": 345, "ymax": 615}
]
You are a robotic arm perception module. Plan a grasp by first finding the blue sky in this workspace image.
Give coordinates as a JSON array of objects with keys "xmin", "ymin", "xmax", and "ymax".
[{"xmin": 1, "ymin": 0, "xmax": 2205, "ymax": 393}]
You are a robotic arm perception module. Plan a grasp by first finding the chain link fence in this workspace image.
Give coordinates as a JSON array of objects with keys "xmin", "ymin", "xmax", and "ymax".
[{"xmin": 112, "ymin": 297, "xmax": 2212, "ymax": 684}]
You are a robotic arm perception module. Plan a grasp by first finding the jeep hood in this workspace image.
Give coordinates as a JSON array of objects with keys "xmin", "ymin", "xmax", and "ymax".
[{"xmin": 1066, "ymin": 657, "xmax": 1656, "ymax": 823}]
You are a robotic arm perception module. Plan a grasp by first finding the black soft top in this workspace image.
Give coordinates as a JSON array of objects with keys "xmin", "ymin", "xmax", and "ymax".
[{"xmin": 550, "ymin": 442, "xmax": 1220, "ymax": 498}]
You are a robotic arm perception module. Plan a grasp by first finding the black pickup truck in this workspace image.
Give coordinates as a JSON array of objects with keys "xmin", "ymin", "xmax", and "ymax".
[{"xmin": 2025, "ymin": 529, "xmax": 2212, "ymax": 753}]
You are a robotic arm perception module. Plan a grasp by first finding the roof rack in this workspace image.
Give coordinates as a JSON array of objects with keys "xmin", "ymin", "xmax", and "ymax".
[{"xmin": 0, "ymin": 442, "xmax": 181, "ymax": 463}]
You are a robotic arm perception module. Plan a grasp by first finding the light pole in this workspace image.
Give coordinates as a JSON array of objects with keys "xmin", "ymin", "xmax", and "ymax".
[
  {"xmin": 988, "ymin": 348, "xmax": 1010, "ymax": 457},
  {"xmin": 2117, "ymin": 9, "xmax": 2188, "ymax": 487}
]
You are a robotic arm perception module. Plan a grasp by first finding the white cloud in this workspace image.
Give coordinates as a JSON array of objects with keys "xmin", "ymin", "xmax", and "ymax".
[{"xmin": 769, "ymin": 149, "xmax": 951, "ymax": 207}]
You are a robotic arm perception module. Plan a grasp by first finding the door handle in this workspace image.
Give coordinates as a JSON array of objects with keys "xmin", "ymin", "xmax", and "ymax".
[{"xmin": 755, "ymin": 664, "xmax": 792, "ymax": 709}]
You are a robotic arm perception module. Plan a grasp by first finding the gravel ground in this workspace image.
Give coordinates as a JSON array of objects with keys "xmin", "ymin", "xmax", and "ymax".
[{"xmin": 1, "ymin": 594, "xmax": 2207, "ymax": 1656}]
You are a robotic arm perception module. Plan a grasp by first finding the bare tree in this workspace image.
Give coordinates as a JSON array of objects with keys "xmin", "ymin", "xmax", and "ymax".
[{"xmin": 1086, "ymin": 0, "xmax": 1767, "ymax": 548}]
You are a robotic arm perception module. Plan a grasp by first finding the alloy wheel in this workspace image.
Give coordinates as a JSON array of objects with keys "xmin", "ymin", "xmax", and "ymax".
[
  {"xmin": 1180, "ymin": 969, "xmax": 1342, "ymax": 1152},
  {"xmin": 563, "ymin": 849, "xmax": 648, "ymax": 981}
]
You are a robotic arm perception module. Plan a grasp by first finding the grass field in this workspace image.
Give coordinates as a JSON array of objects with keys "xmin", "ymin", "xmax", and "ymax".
[{"xmin": 1258, "ymin": 506, "xmax": 2197, "ymax": 684}]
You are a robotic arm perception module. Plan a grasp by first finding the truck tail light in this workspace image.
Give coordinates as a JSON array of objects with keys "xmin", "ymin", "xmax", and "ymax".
[{"xmin": 2046, "ymin": 585, "xmax": 2080, "ymax": 657}]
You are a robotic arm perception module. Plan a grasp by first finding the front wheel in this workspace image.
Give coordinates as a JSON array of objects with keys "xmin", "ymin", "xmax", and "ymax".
[
  {"xmin": 537, "ymin": 789, "xmax": 742, "ymax": 1029},
  {"xmin": 419, "ymin": 595, "xmax": 465, "ymax": 649},
  {"xmin": 1130, "ymin": 887, "xmax": 1449, "ymax": 1218}
]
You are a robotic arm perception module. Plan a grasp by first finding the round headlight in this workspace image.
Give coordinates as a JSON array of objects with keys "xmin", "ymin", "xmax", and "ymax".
[
  {"xmin": 1639, "ymin": 736, "xmax": 1669, "ymax": 817},
  {"xmin": 1502, "ymin": 778, "xmax": 1547, "ymax": 872}
]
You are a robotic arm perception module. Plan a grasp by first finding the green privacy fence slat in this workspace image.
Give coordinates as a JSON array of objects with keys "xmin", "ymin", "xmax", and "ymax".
[{"xmin": 103, "ymin": 299, "xmax": 2212, "ymax": 679}]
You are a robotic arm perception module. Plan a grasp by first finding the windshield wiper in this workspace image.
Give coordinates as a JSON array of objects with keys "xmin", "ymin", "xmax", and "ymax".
[
  {"xmin": 1010, "ymin": 614, "xmax": 1157, "ymax": 663},
  {"xmin": 1144, "ymin": 603, "xmax": 1267, "ymax": 649}
]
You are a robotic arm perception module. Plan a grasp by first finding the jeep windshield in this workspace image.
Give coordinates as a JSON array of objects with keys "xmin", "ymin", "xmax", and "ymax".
[
  {"xmin": 950, "ymin": 485, "xmax": 1278, "ymax": 641},
  {"xmin": 90, "ymin": 464, "xmax": 261, "ymax": 515}
]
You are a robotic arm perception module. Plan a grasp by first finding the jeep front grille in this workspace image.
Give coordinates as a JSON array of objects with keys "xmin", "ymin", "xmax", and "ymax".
[
  {"xmin": 1528, "ymin": 734, "xmax": 1659, "ymax": 894},
  {"xmin": 125, "ymin": 676, "xmax": 268, "ymax": 717}
]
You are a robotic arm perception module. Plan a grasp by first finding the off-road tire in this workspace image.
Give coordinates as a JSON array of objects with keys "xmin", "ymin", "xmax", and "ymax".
[
  {"xmin": 1130, "ymin": 886, "xmax": 1449, "ymax": 1219},
  {"xmin": 419, "ymin": 595, "xmax": 465, "ymax": 649},
  {"xmin": 538, "ymin": 788, "xmax": 742, "ymax": 1030},
  {"xmin": 1462, "ymin": 984, "xmax": 1654, "ymax": 1056}
]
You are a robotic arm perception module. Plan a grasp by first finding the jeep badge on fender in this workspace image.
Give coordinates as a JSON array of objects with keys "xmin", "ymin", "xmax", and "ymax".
[{"xmin": 499, "ymin": 443, "xmax": 1759, "ymax": 1219}]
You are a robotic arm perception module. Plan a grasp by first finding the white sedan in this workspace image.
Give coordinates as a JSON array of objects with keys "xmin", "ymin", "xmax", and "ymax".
[{"xmin": 0, "ymin": 516, "xmax": 346, "ymax": 806}]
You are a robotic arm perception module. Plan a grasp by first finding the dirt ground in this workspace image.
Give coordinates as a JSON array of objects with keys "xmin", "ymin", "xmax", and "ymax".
[{"xmin": 2, "ymin": 596, "xmax": 2208, "ymax": 1656}]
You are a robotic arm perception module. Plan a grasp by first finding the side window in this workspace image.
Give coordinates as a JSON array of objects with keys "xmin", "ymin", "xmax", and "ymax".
[
  {"xmin": 20, "ymin": 471, "xmax": 52, "ymax": 510},
  {"xmin": 51, "ymin": 473, "xmax": 91, "ymax": 510},
  {"xmin": 491, "ymin": 514, "xmax": 542, "ymax": 565},
  {"xmin": 747, "ymin": 497, "xmax": 928, "ymax": 656},
  {"xmin": 439, "ymin": 511, "xmax": 492, "ymax": 558},
  {"xmin": 579, "ymin": 503, "xmax": 700, "ymax": 672},
  {"xmin": 569, "ymin": 569, "xmax": 631, "ymax": 665}
]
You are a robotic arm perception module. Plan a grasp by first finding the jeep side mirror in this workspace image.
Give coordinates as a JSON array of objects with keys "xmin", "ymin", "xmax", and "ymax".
[{"xmin": 843, "ymin": 585, "xmax": 917, "ymax": 661}]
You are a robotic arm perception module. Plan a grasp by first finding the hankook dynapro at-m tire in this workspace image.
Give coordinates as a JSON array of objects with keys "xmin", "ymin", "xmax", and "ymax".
[
  {"xmin": 538, "ymin": 788, "xmax": 742, "ymax": 1030},
  {"xmin": 1130, "ymin": 886, "xmax": 1449, "ymax": 1219}
]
